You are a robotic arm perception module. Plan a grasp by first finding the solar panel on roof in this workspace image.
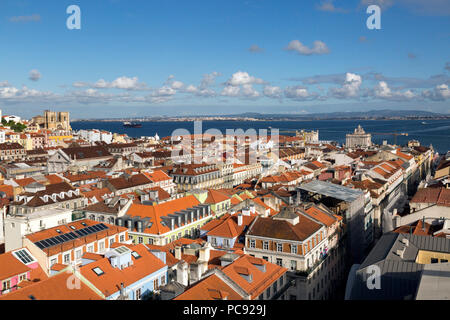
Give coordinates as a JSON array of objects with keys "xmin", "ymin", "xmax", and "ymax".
[
  {"xmin": 46, "ymin": 238, "xmax": 58, "ymax": 245},
  {"xmin": 60, "ymin": 234, "xmax": 71, "ymax": 241},
  {"xmin": 35, "ymin": 242, "xmax": 44, "ymax": 249},
  {"xmin": 78, "ymin": 229, "xmax": 89, "ymax": 236},
  {"xmin": 40, "ymin": 239, "xmax": 52, "ymax": 247},
  {"xmin": 14, "ymin": 249, "xmax": 34, "ymax": 264},
  {"xmin": 66, "ymin": 232, "xmax": 78, "ymax": 240},
  {"xmin": 91, "ymin": 224, "xmax": 101, "ymax": 232},
  {"xmin": 52, "ymin": 236, "xmax": 63, "ymax": 244}
]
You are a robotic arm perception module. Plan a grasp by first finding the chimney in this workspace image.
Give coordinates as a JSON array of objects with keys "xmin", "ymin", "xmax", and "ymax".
[
  {"xmin": 199, "ymin": 243, "xmax": 212, "ymax": 262},
  {"xmin": 242, "ymin": 207, "xmax": 250, "ymax": 216},
  {"xmin": 176, "ymin": 261, "xmax": 189, "ymax": 286},
  {"xmin": 237, "ymin": 214, "xmax": 243, "ymax": 226},
  {"xmin": 174, "ymin": 246, "xmax": 182, "ymax": 260},
  {"xmin": 249, "ymin": 204, "xmax": 256, "ymax": 214},
  {"xmin": 422, "ymin": 216, "xmax": 426, "ymax": 231}
]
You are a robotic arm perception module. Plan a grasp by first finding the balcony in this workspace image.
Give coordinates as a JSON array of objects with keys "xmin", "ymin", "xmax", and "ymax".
[{"xmin": 292, "ymin": 251, "xmax": 330, "ymax": 278}]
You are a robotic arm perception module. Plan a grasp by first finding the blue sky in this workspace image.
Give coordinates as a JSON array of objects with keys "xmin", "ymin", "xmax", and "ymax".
[{"xmin": 0, "ymin": 0, "xmax": 449, "ymax": 118}]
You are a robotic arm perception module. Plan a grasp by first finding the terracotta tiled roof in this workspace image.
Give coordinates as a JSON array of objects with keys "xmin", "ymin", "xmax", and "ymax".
[
  {"xmin": 247, "ymin": 212, "xmax": 322, "ymax": 241},
  {"xmin": 175, "ymin": 273, "xmax": 242, "ymax": 300},
  {"xmin": 0, "ymin": 251, "xmax": 31, "ymax": 280},
  {"xmin": 221, "ymin": 255, "xmax": 287, "ymax": 298},
  {"xmin": 125, "ymin": 195, "xmax": 201, "ymax": 235},
  {"xmin": 410, "ymin": 187, "xmax": 450, "ymax": 207},
  {"xmin": 0, "ymin": 272, "xmax": 103, "ymax": 300},
  {"xmin": 79, "ymin": 244, "xmax": 166, "ymax": 297},
  {"xmin": 204, "ymin": 189, "xmax": 231, "ymax": 204}
]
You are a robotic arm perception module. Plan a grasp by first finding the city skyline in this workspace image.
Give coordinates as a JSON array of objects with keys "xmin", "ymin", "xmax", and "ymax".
[{"xmin": 1, "ymin": 0, "xmax": 449, "ymax": 119}]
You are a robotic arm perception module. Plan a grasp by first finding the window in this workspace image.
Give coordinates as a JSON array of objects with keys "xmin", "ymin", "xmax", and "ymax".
[
  {"xmin": 87, "ymin": 245, "xmax": 94, "ymax": 253},
  {"xmin": 249, "ymin": 239, "xmax": 255, "ymax": 248},
  {"xmin": 262, "ymin": 256, "xmax": 268, "ymax": 261},
  {"xmin": 99, "ymin": 241, "xmax": 105, "ymax": 252},
  {"xmin": 76, "ymin": 250, "xmax": 82, "ymax": 260},
  {"xmin": 2, "ymin": 280, "xmax": 11, "ymax": 290},
  {"xmin": 441, "ymin": 259, "xmax": 448, "ymax": 263},
  {"xmin": 50, "ymin": 258, "xmax": 57, "ymax": 266},
  {"xmin": 92, "ymin": 267, "xmax": 104, "ymax": 276},
  {"xmin": 19, "ymin": 274, "xmax": 27, "ymax": 282},
  {"xmin": 131, "ymin": 251, "xmax": 141, "ymax": 259},
  {"xmin": 110, "ymin": 238, "xmax": 114, "ymax": 246},
  {"xmin": 138, "ymin": 236, "xmax": 143, "ymax": 244},
  {"xmin": 136, "ymin": 288, "xmax": 142, "ymax": 300},
  {"xmin": 276, "ymin": 258, "xmax": 282, "ymax": 266},
  {"xmin": 64, "ymin": 253, "xmax": 70, "ymax": 264},
  {"xmin": 153, "ymin": 278, "xmax": 159, "ymax": 290},
  {"xmin": 277, "ymin": 243, "xmax": 283, "ymax": 252},
  {"xmin": 290, "ymin": 260, "xmax": 297, "ymax": 271},
  {"xmin": 263, "ymin": 241, "xmax": 269, "ymax": 250},
  {"xmin": 224, "ymin": 239, "xmax": 230, "ymax": 247},
  {"xmin": 148, "ymin": 238, "xmax": 154, "ymax": 245},
  {"xmin": 431, "ymin": 258, "xmax": 439, "ymax": 264},
  {"xmin": 120, "ymin": 234, "xmax": 125, "ymax": 242},
  {"xmin": 160, "ymin": 275, "xmax": 166, "ymax": 286},
  {"xmin": 291, "ymin": 245, "xmax": 297, "ymax": 254}
]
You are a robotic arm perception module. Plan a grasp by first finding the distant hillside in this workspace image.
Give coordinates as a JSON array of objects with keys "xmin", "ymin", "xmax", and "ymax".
[{"xmin": 225, "ymin": 109, "xmax": 444, "ymax": 119}]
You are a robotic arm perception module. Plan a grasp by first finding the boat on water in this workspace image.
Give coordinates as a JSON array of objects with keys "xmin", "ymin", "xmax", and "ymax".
[
  {"xmin": 123, "ymin": 121, "xmax": 142, "ymax": 128},
  {"xmin": 421, "ymin": 121, "xmax": 427, "ymax": 125}
]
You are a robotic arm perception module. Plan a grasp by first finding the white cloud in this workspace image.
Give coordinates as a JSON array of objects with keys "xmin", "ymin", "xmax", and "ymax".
[
  {"xmin": 329, "ymin": 72, "xmax": 362, "ymax": 98},
  {"xmin": 373, "ymin": 81, "xmax": 416, "ymax": 100},
  {"xmin": 285, "ymin": 40, "xmax": 330, "ymax": 55},
  {"xmin": 77, "ymin": 76, "xmax": 147, "ymax": 90},
  {"xmin": 263, "ymin": 85, "xmax": 283, "ymax": 99},
  {"xmin": 171, "ymin": 80, "xmax": 184, "ymax": 89},
  {"xmin": 226, "ymin": 71, "xmax": 265, "ymax": 86},
  {"xmin": 29, "ymin": 69, "xmax": 41, "ymax": 81},
  {"xmin": 241, "ymin": 84, "xmax": 260, "ymax": 98},
  {"xmin": 422, "ymin": 84, "xmax": 450, "ymax": 101},
  {"xmin": 200, "ymin": 72, "xmax": 221, "ymax": 89},
  {"xmin": 111, "ymin": 76, "xmax": 140, "ymax": 90},
  {"xmin": 284, "ymin": 86, "xmax": 318, "ymax": 100},
  {"xmin": 72, "ymin": 81, "xmax": 89, "ymax": 88},
  {"xmin": 221, "ymin": 86, "xmax": 241, "ymax": 97}
]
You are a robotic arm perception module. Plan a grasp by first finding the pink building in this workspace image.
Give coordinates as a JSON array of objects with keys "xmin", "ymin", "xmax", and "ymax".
[{"xmin": 0, "ymin": 248, "xmax": 43, "ymax": 295}]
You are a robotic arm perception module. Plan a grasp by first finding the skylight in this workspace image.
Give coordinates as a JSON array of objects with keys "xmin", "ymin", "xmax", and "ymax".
[
  {"xmin": 131, "ymin": 251, "xmax": 141, "ymax": 259},
  {"xmin": 92, "ymin": 267, "xmax": 104, "ymax": 276},
  {"xmin": 115, "ymin": 246, "xmax": 131, "ymax": 255},
  {"xmin": 13, "ymin": 249, "xmax": 35, "ymax": 265}
]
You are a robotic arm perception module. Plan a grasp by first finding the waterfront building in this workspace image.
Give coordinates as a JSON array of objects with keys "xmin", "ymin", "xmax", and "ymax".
[{"xmin": 346, "ymin": 125, "xmax": 372, "ymax": 148}]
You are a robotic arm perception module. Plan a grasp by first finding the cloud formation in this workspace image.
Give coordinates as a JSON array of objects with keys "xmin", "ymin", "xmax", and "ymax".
[
  {"xmin": 248, "ymin": 44, "xmax": 264, "ymax": 53},
  {"xmin": 285, "ymin": 40, "xmax": 330, "ymax": 56},
  {"xmin": 29, "ymin": 69, "xmax": 41, "ymax": 82},
  {"xmin": 317, "ymin": 1, "xmax": 348, "ymax": 13},
  {"xmin": 10, "ymin": 14, "xmax": 41, "ymax": 23}
]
